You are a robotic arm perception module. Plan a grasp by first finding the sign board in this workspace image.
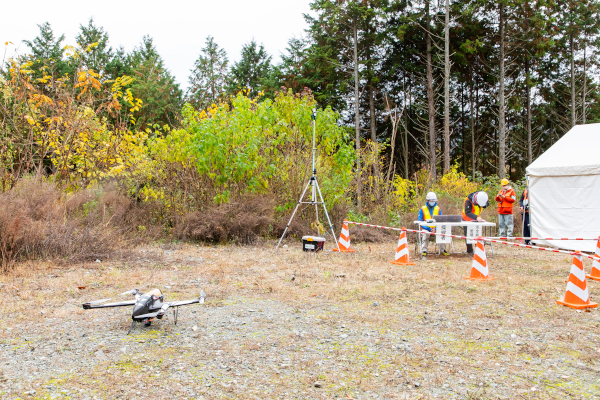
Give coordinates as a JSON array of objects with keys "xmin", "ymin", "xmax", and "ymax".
[
  {"xmin": 436, "ymin": 224, "xmax": 452, "ymax": 244},
  {"xmin": 466, "ymin": 224, "xmax": 483, "ymax": 244}
]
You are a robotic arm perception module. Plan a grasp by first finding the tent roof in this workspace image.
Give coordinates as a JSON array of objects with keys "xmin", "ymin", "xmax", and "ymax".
[{"xmin": 527, "ymin": 123, "xmax": 600, "ymax": 176}]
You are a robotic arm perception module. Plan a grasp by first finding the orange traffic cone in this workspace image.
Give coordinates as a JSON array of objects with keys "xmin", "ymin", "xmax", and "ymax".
[
  {"xmin": 557, "ymin": 251, "xmax": 597, "ymax": 309},
  {"xmin": 586, "ymin": 237, "xmax": 600, "ymax": 281},
  {"xmin": 391, "ymin": 229, "xmax": 415, "ymax": 266},
  {"xmin": 333, "ymin": 220, "xmax": 355, "ymax": 253},
  {"xmin": 465, "ymin": 238, "xmax": 494, "ymax": 281}
]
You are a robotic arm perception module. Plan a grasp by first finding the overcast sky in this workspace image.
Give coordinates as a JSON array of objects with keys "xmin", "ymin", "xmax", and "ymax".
[{"xmin": 1, "ymin": 0, "xmax": 313, "ymax": 89}]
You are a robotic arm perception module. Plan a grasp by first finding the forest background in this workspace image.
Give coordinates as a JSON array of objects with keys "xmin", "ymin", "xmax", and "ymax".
[{"xmin": 1, "ymin": 0, "xmax": 599, "ymax": 267}]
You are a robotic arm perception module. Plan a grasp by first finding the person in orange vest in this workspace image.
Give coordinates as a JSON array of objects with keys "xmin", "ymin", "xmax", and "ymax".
[
  {"xmin": 418, "ymin": 192, "xmax": 449, "ymax": 257},
  {"xmin": 519, "ymin": 188, "xmax": 530, "ymax": 244},
  {"xmin": 495, "ymin": 178, "xmax": 517, "ymax": 237},
  {"xmin": 462, "ymin": 191, "xmax": 489, "ymax": 254}
]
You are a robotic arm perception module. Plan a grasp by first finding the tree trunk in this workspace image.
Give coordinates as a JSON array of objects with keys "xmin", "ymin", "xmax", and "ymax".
[
  {"xmin": 470, "ymin": 79, "xmax": 476, "ymax": 180},
  {"xmin": 426, "ymin": 0, "xmax": 437, "ymax": 181},
  {"xmin": 368, "ymin": 79, "xmax": 379, "ymax": 189},
  {"xmin": 366, "ymin": 40, "xmax": 379, "ymax": 186},
  {"xmin": 498, "ymin": 3, "xmax": 506, "ymax": 179},
  {"xmin": 570, "ymin": 34, "xmax": 576, "ymax": 127},
  {"xmin": 405, "ymin": 86, "xmax": 410, "ymax": 179},
  {"xmin": 369, "ymin": 85, "xmax": 377, "ymax": 143},
  {"xmin": 583, "ymin": 43, "xmax": 587, "ymax": 124},
  {"xmin": 353, "ymin": 20, "xmax": 362, "ymax": 212},
  {"xmin": 461, "ymin": 82, "xmax": 466, "ymax": 174},
  {"xmin": 525, "ymin": 57, "xmax": 532, "ymax": 165},
  {"xmin": 443, "ymin": 0, "xmax": 451, "ymax": 174}
]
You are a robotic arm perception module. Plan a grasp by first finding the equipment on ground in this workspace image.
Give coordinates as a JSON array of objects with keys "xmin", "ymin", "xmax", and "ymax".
[
  {"xmin": 302, "ymin": 236, "xmax": 325, "ymax": 252},
  {"xmin": 82, "ymin": 287, "xmax": 206, "ymax": 334},
  {"xmin": 276, "ymin": 108, "xmax": 340, "ymax": 251}
]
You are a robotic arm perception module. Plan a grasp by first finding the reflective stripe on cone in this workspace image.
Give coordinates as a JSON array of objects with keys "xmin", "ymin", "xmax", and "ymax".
[
  {"xmin": 391, "ymin": 229, "xmax": 414, "ymax": 266},
  {"xmin": 465, "ymin": 238, "xmax": 494, "ymax": 281},
  {"xmin": 557, "ymin": 251, "xmax": 597, "ymax": 309},
  {"xmin": 333, "ymin": 220, "xmax": 354, "ymax": 253}
]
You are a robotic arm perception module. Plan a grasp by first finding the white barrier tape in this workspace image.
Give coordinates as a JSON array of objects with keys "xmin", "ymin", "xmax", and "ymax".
[
  {"xmin": 482, "ymin": 238, "xmax": 600, "ymax": 262},
  {"xmin": 345, "ymin": 221, "xmax": 472, "ymax": 240},
  {"xmin": 344, "ymin": 220, "xmax": 600, "ymax": 262},
  {"xmin": 485, "ymin": 237, "xmax": 599, "ymax": 241}
]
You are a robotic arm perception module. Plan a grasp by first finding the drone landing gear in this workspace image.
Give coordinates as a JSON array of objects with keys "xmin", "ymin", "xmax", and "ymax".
[
  {"xmin": 172, "ymin": 307, "xmax": 179, "ymax": 325},
  {"xmin": 144, "ymin": 320, "xmax": 152, "ymax": 327},
  {"xmin": 127, "ymin": 321, "xmax": 136, "ymax": 335}
]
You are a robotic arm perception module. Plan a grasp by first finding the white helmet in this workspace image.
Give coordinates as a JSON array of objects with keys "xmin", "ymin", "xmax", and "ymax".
[
  {"xmin": 474, "ymin": 191, "xmax": 489, "ymax": 207},
  {"xmin": 426, "ymin": 192, "xmax": 438, "ymax": 202}
]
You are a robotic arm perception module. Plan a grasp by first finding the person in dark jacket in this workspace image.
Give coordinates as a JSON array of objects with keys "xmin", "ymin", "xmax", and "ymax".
[
  {"xmin": 462, "ymin": 191, "xmax": 490, "ymax": 254},
  {"xmin": 519, "ymin": 189, "xmax": 531, "ymax": 245}
]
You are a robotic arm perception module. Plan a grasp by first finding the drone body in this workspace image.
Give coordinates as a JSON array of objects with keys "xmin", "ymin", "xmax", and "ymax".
[{"xmin": 82, "ymin": 287, "xmax": 206, "ymax": 334}]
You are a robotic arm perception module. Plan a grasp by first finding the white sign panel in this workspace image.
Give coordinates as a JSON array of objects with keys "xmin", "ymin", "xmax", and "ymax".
[
  {"xmin": 436, "ymin": 224, "xmax": 452, "ymax": 244},
  {"xmin": 466, "ymin": 224, "xmax": 483, "ymax": 244}
]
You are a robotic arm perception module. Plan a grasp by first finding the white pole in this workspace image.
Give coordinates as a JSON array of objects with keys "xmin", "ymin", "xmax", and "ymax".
[{"xmin": 312, "ymin": 108, "xmax": 316, "ymax": 177}]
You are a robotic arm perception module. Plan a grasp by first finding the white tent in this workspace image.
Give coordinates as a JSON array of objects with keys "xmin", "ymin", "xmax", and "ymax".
[{"xmin": 526, "ymin": 123, "xmax": 600, "ymax": 252}]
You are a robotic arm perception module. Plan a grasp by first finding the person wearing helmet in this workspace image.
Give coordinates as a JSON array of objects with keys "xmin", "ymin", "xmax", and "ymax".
[
  {"xmin": 462, "ymin": 191, "xmax": 489, "ymax": 254},
  {"xmin": 495, "ymin": 178, "xmax": 516, "ymax": 237},
  {"xmin": 519, "ymin": 187, "xmax": 531, "ymax": 245},
  {"xmin": 418, "ymin": 192, "xmax": 450, "ymax": 257}
]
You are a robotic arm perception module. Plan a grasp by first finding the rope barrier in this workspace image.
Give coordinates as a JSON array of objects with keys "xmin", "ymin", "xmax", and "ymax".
[
  {"xmin": 345, "ymin": 221, "xmax": 471, "ymax": 240},
  {"xmin": 484, "ymin": 237, "xmax": 599, "ymax": 241},
  {"xmin": 344, "ymin": 220, "xmax": 600, "ymax": 262},
  {"xmin": 481, "ymin": 238, "xmax": 600, "ymax": 262}
]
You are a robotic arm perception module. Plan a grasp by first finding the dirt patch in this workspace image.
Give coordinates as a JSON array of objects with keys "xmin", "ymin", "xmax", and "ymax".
[{"xmin": 1, "ymin": 241, "xmax": 600, "ymax": 399}]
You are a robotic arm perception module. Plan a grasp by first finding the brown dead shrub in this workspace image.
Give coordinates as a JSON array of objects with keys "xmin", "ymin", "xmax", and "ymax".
[
  {"xmin": 178, "ymin": 195, "xmax": 278, "ymax": 245},
  {"xmin": 0, "ymin": 177, "xmax": 154, "ymax": 271}
]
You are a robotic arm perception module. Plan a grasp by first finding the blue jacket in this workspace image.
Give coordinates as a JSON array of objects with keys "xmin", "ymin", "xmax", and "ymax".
[{"xmin": 418, "ymin": 203, "xmax": 442, "ymax": 232}]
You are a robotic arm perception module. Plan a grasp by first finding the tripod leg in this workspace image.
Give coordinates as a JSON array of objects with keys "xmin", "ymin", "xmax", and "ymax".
[
  {"xmin": 313, "ymin": 179, "xmax": 341, "ymax": 252},
  {"xmin": 276, "ymin": 181, "xmax": 311, "ymax": 250},
  {"xmin": 314, "ymin": 188, "xmax": 320, "ymax": 236},
  {"xmin": 173, "ymin": 307, "xmax": 179, "ymax": 325}
]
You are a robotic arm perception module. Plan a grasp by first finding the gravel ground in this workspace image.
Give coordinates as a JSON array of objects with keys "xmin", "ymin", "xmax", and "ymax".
[{"xmin": 1, "ymin": 239, "xmax": 600, "ymax": 399}]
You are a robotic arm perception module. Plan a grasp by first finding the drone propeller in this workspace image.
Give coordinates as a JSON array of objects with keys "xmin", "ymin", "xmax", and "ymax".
[
  {"xmin": 89, "ymin": 298, "xmax": 111, "ymax": 305},
  {"xmin": 120, "ymin": 284, "xmax": 149, "ymax": 296}
]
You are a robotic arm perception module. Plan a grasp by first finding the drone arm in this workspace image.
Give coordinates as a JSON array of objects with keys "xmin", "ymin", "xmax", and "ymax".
[
  {"xmin": 166, "ymin": 299, "xmax": 200, "ymax": 307},
  {"xmin": 82, "ymin": 300, "xmax": 136, "ymax": 310}
]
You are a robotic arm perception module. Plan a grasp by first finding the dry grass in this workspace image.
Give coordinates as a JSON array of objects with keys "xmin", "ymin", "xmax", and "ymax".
[
  {"xmin": 1, "ymin": 238, "xmax": 600, "ymax": 399},
  {"xmin": 0, "ymin": 178, "xmax": 159, "ymax": 271}
]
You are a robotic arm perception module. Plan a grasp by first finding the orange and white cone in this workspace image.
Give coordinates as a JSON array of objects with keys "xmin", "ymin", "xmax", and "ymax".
[
  {"xmin": 586, "ymin": 237, "xmax": 600, "ymax": 281},
  {"xmin": 333, "ymin": 220, "xmax": 354, "ymax": 253},
  {"xmin": 391, "ymin": 229, "xmax": 415, "ymax": 266},
  {"xmin": 465, "ymin": 238, "xmax": 494, "ymax": 281},
  {"xmin": 557, "ymin": 251, "xmax": 598, "ymax": 309}
]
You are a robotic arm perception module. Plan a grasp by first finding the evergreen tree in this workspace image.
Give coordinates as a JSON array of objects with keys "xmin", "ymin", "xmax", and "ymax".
[
  {"xmin": 23, "ymin": 22, "xmax": 71, "ymax": 79},
  {"xmin": 105, "ymin": 46, "xmax": 129, "ymax": 81},
  {"xmin": 128, "ymin": 36, "xmax": 183, "ymax": 129},
  {"xmin": 187, "ymin": 36, "xmax": 229, "ymax": 110},
  {"xmin": 75, "ymin": 18, "xmax": 113, "ymax": 76},
  {"xmin": 228, "ymin": 40, "xmax": 277, "ymax": 97}
]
